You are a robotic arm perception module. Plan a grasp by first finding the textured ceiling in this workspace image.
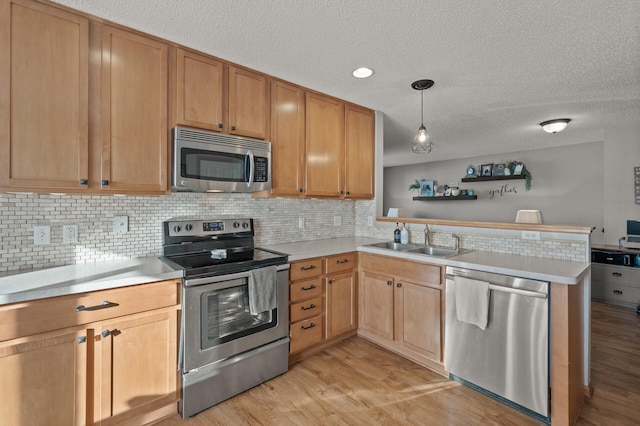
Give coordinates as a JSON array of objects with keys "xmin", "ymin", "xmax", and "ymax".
[{"xmin": 52, "ymin": 0, "xmax": 640, "ymax": 167}]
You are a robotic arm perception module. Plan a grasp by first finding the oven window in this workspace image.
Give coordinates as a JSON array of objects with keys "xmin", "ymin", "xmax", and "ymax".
[
  {"xmin": 181, "ymin": 148, "xmax": 248, "ymax": 182},
  {"xmin": 200, "ymin": 283, "xmax": 276, "ymax": 349}
]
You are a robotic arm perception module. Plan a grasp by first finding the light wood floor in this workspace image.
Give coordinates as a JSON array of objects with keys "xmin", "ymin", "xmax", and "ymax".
[{"xmin": 158, "ymin": 301, "xmax": 639, "ymax": 426}]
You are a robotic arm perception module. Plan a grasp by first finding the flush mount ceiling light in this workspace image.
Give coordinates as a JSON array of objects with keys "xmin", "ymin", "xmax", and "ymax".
[
  {"xmin": 410, "ymin": 79, "xmax": 434, "ymax": 154},
  {"xmin": 540, "ymin": 118, "xmax": 571, "ymax": 134},
  {"xmin": 352, "ymin": 67, "xmax": 374, "ymax": 79}
]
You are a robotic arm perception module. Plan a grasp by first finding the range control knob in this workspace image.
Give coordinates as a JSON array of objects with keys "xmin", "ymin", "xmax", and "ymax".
[
  {"xmin": 233, "ymin": 222, "xmax": 240, "ymax": 228},
  {"xmin": 180, "ymin": 180, "xmax": 187, "ymax": 186},
  {"xmin": 173, "ymin": 225, "xmax": 181, "ymax": 233},
  {"xmin": 185, "ymin": 224, "xmax": 193, "ymax": 231},
  {"xmin": 242, "ymin": 222, "xmax": 249, "ymax": 229}
]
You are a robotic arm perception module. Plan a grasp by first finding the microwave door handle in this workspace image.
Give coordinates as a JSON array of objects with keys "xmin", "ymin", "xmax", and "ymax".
[{"xmin": 247, "ymin": 150, "xmax": 255, "ymax": 188}]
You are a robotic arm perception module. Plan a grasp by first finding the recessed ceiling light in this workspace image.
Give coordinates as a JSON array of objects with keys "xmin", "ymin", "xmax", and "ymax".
[
  {"xmin": 540, "ymin": 118, "xmax": 571, "ymax": 134},
  {"xmin": 352, "ymin": 67, "xmax": 374, "ymax": 79}
]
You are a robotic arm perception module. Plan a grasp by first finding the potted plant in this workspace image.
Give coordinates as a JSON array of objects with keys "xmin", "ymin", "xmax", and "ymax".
[{"xmin": 506, "ymin": 160, "xmax": 532, "ymax": 190}]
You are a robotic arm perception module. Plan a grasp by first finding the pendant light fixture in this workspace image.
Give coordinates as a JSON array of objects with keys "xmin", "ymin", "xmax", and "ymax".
[{"xmin": 411, "ymin": 79, "xmax": 434, "ymax": 154}]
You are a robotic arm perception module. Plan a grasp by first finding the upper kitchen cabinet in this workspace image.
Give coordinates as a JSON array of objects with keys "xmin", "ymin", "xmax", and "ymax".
[
  {"xmin": 268, "ymin": 79, "xmax": 306, "ymax": 197},
  {"xmin": 0, "ymin": 0, "xmax": 90, "ymax": 191},
  {"xmin": 93, "ymin": 24, "xmax": 169, "ymax": 194},
  {"xmin": 305, "ymin": 92, "xmax": 345, "ymax": 197},
  {"xmin": 227, "ymin": 65, "xmax": 269, "ymax": 139},
  {"xmin": 344, "ymin": 103, "xmax": 375, "ymax": 199},
  {"xmin": 171, "ymin": 52, "xmax": 269, "ymax": 140},
  {"xmin": 171, "ymin": 48, "xmax": 224, "ymax": 132}
]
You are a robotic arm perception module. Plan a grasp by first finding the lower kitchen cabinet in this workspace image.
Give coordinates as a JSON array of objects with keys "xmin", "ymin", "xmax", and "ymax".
[
  {"xmin": 288, "ymin": 252, "xmax": 357, "ymax": 363},
  {"xmin": 0, "ymin": 279, "xmax": 181, "ymax": 426},
  {"xmin": 359, "ymin": 253, "xmax": 444, "ymax": 372},
  {"xmin": 591, "ymin": 262, "xmax": 640, "ymax": 309}
]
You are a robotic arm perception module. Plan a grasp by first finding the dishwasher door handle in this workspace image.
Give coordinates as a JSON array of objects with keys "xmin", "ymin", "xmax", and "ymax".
[{"xmin": 445, "ymin": 275, "xmax": 548, "ymax": 299}]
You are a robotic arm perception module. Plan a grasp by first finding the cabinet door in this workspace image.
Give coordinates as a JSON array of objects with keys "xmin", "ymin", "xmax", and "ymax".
[
  {"xmin": 0, "ymin": 327, "xmax": 90, "ymax": 425},
  {"xmin": 0, "ymin": 0, "xmax": 89, "ymax": 190},
  {"xmin": 326, "ymin": 271, "xmax": 357, "ymax": 339},
  {"xmin": 305, "ymin": 92, "xmax": 344, "ymax": 197},
  {"xmin": 359, "ymin": 270, "xmax": 394, "ymax": 340},
  {"xmin": 97, "ymin": 308, "xmax": 178, "ymax": 424},
  {"xmin": 228, "ymin": 66, "xmax": 269, "ymax": 139},
  {"xmin": 173, "ymin": 48, "xmax": 224, "ymax": 131},
  {"xmin": 396, "ymin": 281, "xmax": 442, "ymax": 361},
  {"xmin": 269, "ymin": 79, "xmax": 305, "ymax": 196},
  {"xmin": 344, "ymin": 104, "xmax": 374, "ymax": 199},
  {"xmin": 98, "ymin": 25, "xmax": 168, "ymax": 193}
]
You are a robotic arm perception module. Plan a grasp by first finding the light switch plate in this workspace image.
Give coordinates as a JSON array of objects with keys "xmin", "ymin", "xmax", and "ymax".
[
  {"xmin": 522, "ymin": 231, "xmax": 541, "ymax": 240},
  {"xmin": 298, "ymin": 217, "xmax": 305, "ymax": 229},
  {"xmin": 33, "ymin": 225, "xmax": 51, "ymax": 245},
  {"xmin": 114, "ymin": 216, "xmax": 129, "ymax": 235},
  {"xmin": 63, "ymin": 224, "xmax": 78, "ymax": 243}
]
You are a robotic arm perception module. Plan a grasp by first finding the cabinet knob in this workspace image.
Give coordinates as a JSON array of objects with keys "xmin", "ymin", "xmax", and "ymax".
[
  {"xmin": 397, "ymin": 283, "xmax": 402, "ymax": 288},
  {"xmin": 79, "ymin": 179, "xmax": 88, "ymax": 185},
  {"xmin": 231, "ymin": 125, "xmax": 236, "ymax": 131},
  {"xmin": 77, "ymin": 336, "xmax": 87, "ymax": 344},
  {"xmin": 328, "ymin": 279, "xmax": 334, "ymax": 284},
  {"xmin": 299, "ymin": 188, "xmax": 303, "ymax": 193},
  {"xmin": 387, "ymin": 280, "xmax": 393, "ymax": 286},
  {"xmin": 218, "ymin": 123, "xmax": 223, "ymax": 129},
  {"xmin": 101, "ymin": 329, "xmax": 110, "ymax": 338},
  {"xmin": 101, "ymin": 180, "xmax": 109, "ymax": 186},
  {"xmin": 346, "ymin": 191, "xmax": 350, "ymax": 195}
]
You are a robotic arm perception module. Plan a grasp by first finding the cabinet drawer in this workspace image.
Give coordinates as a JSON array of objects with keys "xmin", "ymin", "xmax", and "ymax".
[
  {"xmin": 290, "ymin": 315, "xmax": 323, "ymax": 353},
  {"xmin": 290, "ymin": 296, "xmax": 323, "ymax": 323},
  {"xmin": 326, "ymin": 252, "xmax": 356, "ymax": 274},
  {"xmin": 290, "ymin": 278, "xmax": 322, "ymax": 302},
  {"xmin": 593, "ymin": 264, "xmax": 640, "ymax": 288},
  {"xmin": 594, "ymin": 281, "xmax": 640, "ymax": 306},
  {"xmin": 0, "ymin": 280, "xmax": 180, "ymax": 341},
  {"xmin": 289, "ymin": 258, "xmax": 323, "ymax": 281}
]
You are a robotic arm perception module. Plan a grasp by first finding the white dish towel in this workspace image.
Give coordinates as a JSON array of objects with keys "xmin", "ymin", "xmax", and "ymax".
[
  {"xmin": 454, "ymin": 275, "xmax": 490, "ymax": 330},
  {"xmin": 248, "ymin": 266, "xmax": 278, "ymax": 315}
]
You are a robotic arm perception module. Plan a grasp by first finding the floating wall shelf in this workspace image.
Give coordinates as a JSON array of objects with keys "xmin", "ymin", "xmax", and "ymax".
[
  {"xmin": 413, "ymin": 195, "xmax": 478, "ymax": 201},
  {"xmin": 461, "ymin": 175, "xmax": 525, "ymax": 183}
]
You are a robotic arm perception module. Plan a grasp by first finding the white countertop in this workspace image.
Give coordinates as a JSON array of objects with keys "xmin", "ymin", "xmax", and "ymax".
[
  {"xmin": 0, "ymin": 257, "xmax": 182, "ymax": 305},
  {"xmin": 0, "ymin": 236, "xmax": 590, "ymax": 306},
  {"xmin": 263, "ymin": 237, "xmax": 590, "ymax": 285}
]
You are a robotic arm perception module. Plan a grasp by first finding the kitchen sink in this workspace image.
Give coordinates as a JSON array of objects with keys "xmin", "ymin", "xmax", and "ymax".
[
  {"xmin": 365, "ymin": 241, "xmax": 472, "ymax": 258},
  {"xmin": 405, "ymin": 246, "xmax": 470, "ymax": 258},
  {"xmin": 366, "ymin": 241, "xmax": 421, "ymax": 251}
]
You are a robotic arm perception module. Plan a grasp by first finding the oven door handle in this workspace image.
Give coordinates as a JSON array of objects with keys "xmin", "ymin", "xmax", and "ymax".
[{"xmin": 185, "ymin": 270, "xmax": 253, "ymax": 287}]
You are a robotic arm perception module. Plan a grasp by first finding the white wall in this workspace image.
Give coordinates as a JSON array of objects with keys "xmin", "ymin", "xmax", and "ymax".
[
  {"xmin": 603, "ymin": 123, "xmax": 640, "ymax": 244},
  {"xmin": 383, "ymin": 142, "xmax": 605, "ymax": 243}
]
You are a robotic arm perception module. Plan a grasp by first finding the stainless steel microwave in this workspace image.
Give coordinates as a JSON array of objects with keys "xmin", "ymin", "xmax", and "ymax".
[{"xmin": 172, "ymin": 127, "xmax": 271, "ymax": 193}]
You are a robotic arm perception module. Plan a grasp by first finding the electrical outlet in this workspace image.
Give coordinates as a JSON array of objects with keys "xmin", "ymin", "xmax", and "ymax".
[
  {"xmin": 522, "ymin": 231, "xmax": 541, "ymax": 240},
  {"xmin": 63, "ymin": 224, "xmax": 78, "ymax": 243},
  {"xmin": 114, "ymin": 216, "xmax": 129, "ymax": 235},
  {"xmin": 33, "ymin": 225, "xmax": 51, "ymax": 245},
  {"xmin": 367, "ymin": 216, "xmax": 374, "ymax": 226},
  {"xmin": 298, "ymin": 217, "xmax": 305, "ymax": 230},
  {"xmin": 333, "ymin": 215, "xmax": 342, "ymax": 227}
]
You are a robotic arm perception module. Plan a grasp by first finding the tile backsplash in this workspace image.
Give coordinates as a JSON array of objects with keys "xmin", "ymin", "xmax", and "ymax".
[
  {"xmin": 0, "ymin": 192, "xmax": 356, "ymax": 272},
  {"xmin": 0, "ymin": 194, "xmax": 587, "ymax": 273}
]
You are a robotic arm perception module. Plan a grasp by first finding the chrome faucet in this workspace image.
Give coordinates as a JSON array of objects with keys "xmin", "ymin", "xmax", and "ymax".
[
  {"xmin": 452, "ymin": 233, "xmax": 460, "ymax": 251},
  {"xmin": 424, "ymin": 224, "xmax": 430, "ymax": 246}
]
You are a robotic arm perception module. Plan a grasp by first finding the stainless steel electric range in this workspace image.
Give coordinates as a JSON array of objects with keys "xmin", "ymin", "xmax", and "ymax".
[{"xmin": 160, "ymin": 218, "xmax": 289, "ymax": 418}]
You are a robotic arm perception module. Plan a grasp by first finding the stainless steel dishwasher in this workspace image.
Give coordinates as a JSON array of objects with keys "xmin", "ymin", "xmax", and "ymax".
[{"xmin": 444, "ymin": 266, "xmax": 549, "ymax": 421}]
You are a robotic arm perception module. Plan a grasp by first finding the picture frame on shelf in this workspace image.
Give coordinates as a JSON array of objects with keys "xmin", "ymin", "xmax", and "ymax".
[
  {"xmin": 419, "ymin": 180, "xmax": 434, "ymax": 197},
  {"xmin": 481, "ymin": 164, "xmax": 493, "ymax": 177},
  {"xmin": 492, "ymin": 163, "xmax": 506, "ymax": 176},
  {"xmin": 513, "ymin": 164, "xmax": 524, "ymax": 175}
]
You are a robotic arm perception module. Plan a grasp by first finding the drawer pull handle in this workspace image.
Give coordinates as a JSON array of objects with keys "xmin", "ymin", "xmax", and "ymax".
[
  {"xmin": 612, "ymin": 272, "xmax": 622, "ymax": 277},
  {"xmin": 613, "ymin": 290, "xmax": 623, "ymax": 295},
  {"xmin": 300, "ymin": 265, "xmax": 316, "ymax": 271},
  {"xmin": 77, "ymin": 336, "xmax": 87, "ymax": 344},
  {"xmin": 76, "ymin": 301, "xmax": 119, "ymax": 312},
  {"xmin": 301, "ymin": 284, "xmax": 316, "ymax": 291},
  {"xmin": 301, "ymin": 323, "xmax": 316, "ymax": 330},
  {"xmin": 301, "ymin": 304, "xmax": 316, "ymax": 311},
  {"xmin": 336, "ymin": 259, "xmax": 349, "ymax": 264}
]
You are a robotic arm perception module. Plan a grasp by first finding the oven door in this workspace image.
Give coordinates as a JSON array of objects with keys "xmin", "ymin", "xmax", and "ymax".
[{"xmin": 182, "ymin": 265, "xmax": 289, "ymax": 372}]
